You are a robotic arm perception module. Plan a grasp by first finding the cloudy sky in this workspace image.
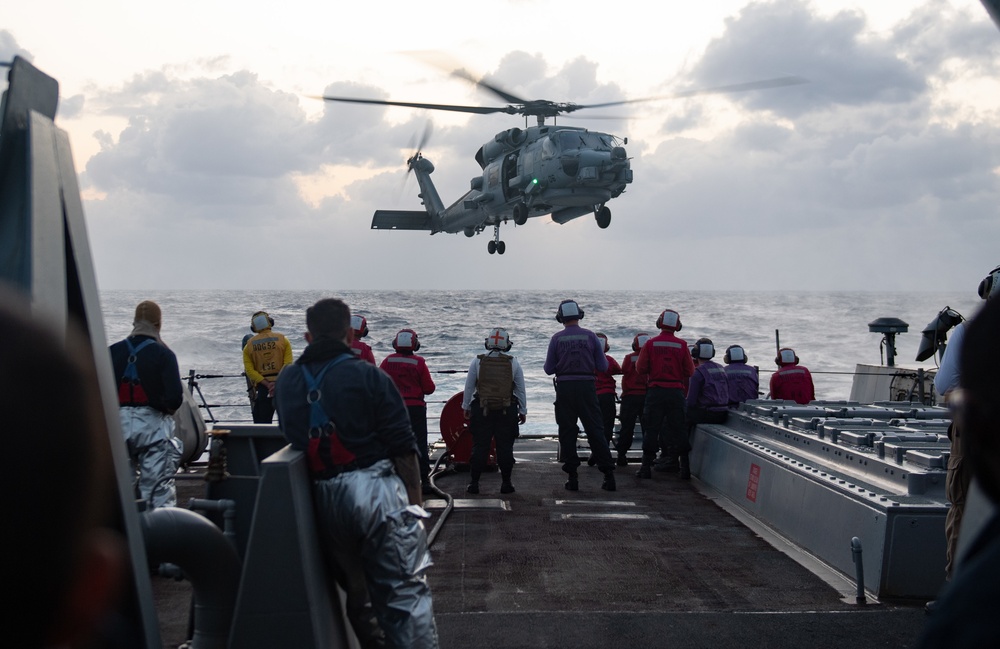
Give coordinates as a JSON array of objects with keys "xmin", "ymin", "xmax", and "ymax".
[{"xmin": 4, "ymin": 0, "xmax": 999, "ymax": 292}]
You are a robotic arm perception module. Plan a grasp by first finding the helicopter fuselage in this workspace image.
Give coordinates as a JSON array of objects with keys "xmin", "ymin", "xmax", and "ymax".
[{"xmin": 372, "ymin": 124, "xmax": 632, "ymax": 247}]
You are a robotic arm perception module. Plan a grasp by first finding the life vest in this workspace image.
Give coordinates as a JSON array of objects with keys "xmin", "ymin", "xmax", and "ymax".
[
  {"xmin": 118, "ymin": 338, "xmax": 156, "ymax": 406},
  {"xmin": 301, "ymin": 354, "xmax": 358, "ymax": 476},
  {"xmin": 476, "ymin": 353, "xmax": 514, "ymax": 413}
]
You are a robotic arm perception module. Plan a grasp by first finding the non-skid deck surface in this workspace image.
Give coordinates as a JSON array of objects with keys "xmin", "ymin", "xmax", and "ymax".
[
  {"xmin": 154, "ymin": 437, "xmax": 929, "ymax": 648},
  {"xmin": 425, "ymin": 437, "xmax": 927, "ymax": 648}
]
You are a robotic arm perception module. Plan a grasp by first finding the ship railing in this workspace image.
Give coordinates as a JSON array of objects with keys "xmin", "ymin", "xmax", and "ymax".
[{"xmin": 182, "ymin": 368, "xmax": 465, "ymax": 426}]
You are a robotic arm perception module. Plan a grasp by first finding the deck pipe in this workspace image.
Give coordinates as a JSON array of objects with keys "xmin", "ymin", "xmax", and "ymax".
[
  {"xmin": 851, "ymin": 536, "xmax": 868, "ymax": 605},
  {"xmin": 188, "ymin": 498, "xmax": 238, "ymax": 545},
  {"xmin": 141, "ymin": 507, "xmax": 242, "ymax": 649}
]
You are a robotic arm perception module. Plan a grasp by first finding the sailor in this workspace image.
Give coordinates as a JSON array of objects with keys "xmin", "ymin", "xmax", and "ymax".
[
  {"xmin": 933, "ymin": 263, "xmax": 1000, "ymax": 581},
  {"xmin": 918, "ymin": 293, "xmax": 1000, "ymax": 648},
  {"xmin": 636, "ymin": 309, "xmax": 695, "ymax": 480},
  {"xmin": 274, "ymin": 298, "xmax": 439, "ymax": 649},
  {"xmin": 616, "ymin": 332, "xmax": 650, "ymax": 467},
  {"xmin": 687, "ymin": 338, "xmax": 730, "ymax": 431},
  {"xmin": 242, "ymin": 310, "xmax": 293, "ymax": 424},
  {"xmin": 593, "ymin": 333, "xmax": 622, "ymax": 458},
  {"xmin": 723, "ymin": 344, "xmax": 759, "ymax": 405},
  {"xmin": 109, "ymin": 300, "xmax": 184, "ymax": 507},
  {"xmin": 380, "ymin": 329, "xmax": 436, "ymax": 494},
  {"xmin": 769, "ymin": 348, "xmax": 815, "ymax": 405},
  {"xmin": 543, "ymin": 300, "xmax": 616, "ymax": 492},
  {"xmin": 350, "ymin": 314, "xmax": 377, "ymax": 364},
  {"xmin": 462, "ymin": 328, "xmax": 527, "ymax": 495},
  {"xmin": 5, "ymin": 289, "xmax": 127, "ymax": 649}
]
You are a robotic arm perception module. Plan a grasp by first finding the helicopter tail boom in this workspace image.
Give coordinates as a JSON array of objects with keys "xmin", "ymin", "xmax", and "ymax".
[{"xmin": 371, "ymin": 210, "xmax": 434, "ymax": 231}]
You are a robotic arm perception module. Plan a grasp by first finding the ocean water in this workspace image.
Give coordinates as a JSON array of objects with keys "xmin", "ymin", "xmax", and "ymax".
[{"xmin": 99, "ymin": 290, "xmax": 980, "ymax": 435}]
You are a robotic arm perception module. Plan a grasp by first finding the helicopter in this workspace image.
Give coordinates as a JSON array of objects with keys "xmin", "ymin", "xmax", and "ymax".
[{"xmin": 319, "ymin": 66, "xmax": 805, "ymax": 255}]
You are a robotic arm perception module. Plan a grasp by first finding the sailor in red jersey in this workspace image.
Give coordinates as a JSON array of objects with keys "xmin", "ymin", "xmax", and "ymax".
[
  {"xmin": 380, "ymin": 329, "xmax": 437, "ymax": 493},
  {"xmin": 769, "ymin": 347, "xmax": 815, "ymax": 405},
  {"xmin": 636, "ymin": 309, "xmax": 695, "ymax": 479},
  {"xmin": 593, "ymin": 333, "xmax": 623, "ymax": 461},
  {"xmin": 616, "ymin": 332, "xmax": 650, "ymax": 467},
  {"xmin": 349, "ymin": 314, "xmax": 377, "ymax": 364}
]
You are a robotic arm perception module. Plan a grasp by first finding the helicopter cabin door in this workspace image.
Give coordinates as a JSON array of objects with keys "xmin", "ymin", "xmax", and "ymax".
[{"xmin": 500, "ymin": 152, "xmax": 519, "ymax": 202}]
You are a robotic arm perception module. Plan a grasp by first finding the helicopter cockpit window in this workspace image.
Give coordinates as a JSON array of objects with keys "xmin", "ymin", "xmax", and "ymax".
[
  {"xmin": 541, "ymin": 136, "xmax": 559, "ymax": 159},
  {"xmin": 557, "ymin": 132, "xmax": 613, "ymax": 151}
]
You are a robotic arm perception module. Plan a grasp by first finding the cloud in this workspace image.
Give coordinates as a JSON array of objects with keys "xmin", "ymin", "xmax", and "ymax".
[
  {"xmin": 0, "ymin": 30, "xmax": 32, "ymax": 63},
  {"xmin": 51, "ymin": 2, "xmax": 1000, "ymax": 292},
  {"xmin": 689, "ymin": 0, "xmax": 929, "ymax": 116}
]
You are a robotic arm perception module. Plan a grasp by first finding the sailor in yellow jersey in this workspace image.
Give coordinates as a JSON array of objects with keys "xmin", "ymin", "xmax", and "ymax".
[{"xmin": 242, "ymin": 310, "xmax": 293, "ymax": 423}]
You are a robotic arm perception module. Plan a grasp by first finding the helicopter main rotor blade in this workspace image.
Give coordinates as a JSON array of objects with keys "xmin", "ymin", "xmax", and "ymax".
[
  {"xmin": 448, "ymin": 68, "xmax": 531, "ymax": 105},
  {"xmin": 403, "ymin": 50, "xmax": 533, "ymax": 106},
  {"xmin": 315, "ymin": 94, "xmax": 510, "ymax": 115},
  {"xmin": 578, "ymin": 76, "xmax": 809, "ymax": 111}
]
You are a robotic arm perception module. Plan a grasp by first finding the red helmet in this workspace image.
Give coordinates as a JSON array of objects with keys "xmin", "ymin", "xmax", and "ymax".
[
  {"xmin": 393, "ymin": 329, "xmax": 420, "ymax": 353},
  {"xmin": 632, "ymin": 332, "xmax": 651, "ymax": 352},
  {"xmin": 596, "ymin": 333, "xmax": 610, "ymax": 353},
  {"xmin": 351, "ymin": 314, "xmax": 369, "ymax": 339},
  {"xmin": 656, "ymin": 309, "xmax": 682, "ymax": 332}
]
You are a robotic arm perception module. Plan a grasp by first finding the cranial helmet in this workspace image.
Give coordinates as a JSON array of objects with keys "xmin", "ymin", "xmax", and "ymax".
[
  {"xmin": 775, "ymin": 347, "xmax": 799, "ymax": 367},
  {"xmin": 978, "ymin": 265, "xmax": 1000, "ymax": 300},
  {"xmin": 632, "ymin": 332, "xmax": 651, "ymax": 352},
  {"xmin": 251, "ymin": 311, "xmax": 274, "ymax": 333},
  {"xmin": 724, "ymin": 345, "xmax": 747, "ymax": 364},
  {"xmin": 351, "ymin": 314, "xmax": 369, "ymax": 339},
  {"xmin": 485, "ymin": 327, "xmax": 513, "ymax": 352},
  {"xmin": 393, "ymin": 329, "xmax": 420, "ymax": 353},
  {"xmin": 656, "ymin": 309, "xmax": 682, "ymax": 332},
  {"xmin": 692, "ymin": 337, "xmax": 715, "ymax": 360},
  {"xmin": 555, "ymin": 299, "xmax": 584, "ymax": 323},
  {"xmin": 596, "ymin": 333, "xmax": 610, "ymax": 353}
]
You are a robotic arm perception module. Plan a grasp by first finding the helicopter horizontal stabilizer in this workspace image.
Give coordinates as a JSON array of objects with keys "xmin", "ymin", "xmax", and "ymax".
[{"xmin": 371, "ymin": 210, "xmax": 434, "ymax": 231}]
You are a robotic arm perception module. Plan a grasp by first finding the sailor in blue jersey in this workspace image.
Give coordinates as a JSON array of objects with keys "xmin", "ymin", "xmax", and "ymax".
[
  {"xmin": 543, "ymin": 300, "xmax": 616, "ymax": 492},
  {"xmin": 275, "ymin": 298, "xmax": 439, "ymax": 649}
]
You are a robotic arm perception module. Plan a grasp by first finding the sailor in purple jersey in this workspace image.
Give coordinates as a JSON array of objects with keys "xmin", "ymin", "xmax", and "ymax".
[
  {"xmin": 723, "ymin": 344, "xmax": 759, "ymax": 405},
  {"xmin": 686, "ymin": 338, "xmax": 729, "ymax": 426},
  {"xmin": 544, "ymin": 300, "xmax": 616, "ymax": 492}
]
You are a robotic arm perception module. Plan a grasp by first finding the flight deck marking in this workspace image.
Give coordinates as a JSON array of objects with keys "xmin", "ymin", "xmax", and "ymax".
[
  {"xmin": 554, "ymin": 499, "xmax": 637, "ymax": 507},
  {"xmin": 424, "ymin": 498, "xmax": 509, "ymax": 511},
  {"xmin": 553, "ymin": 512, "xmax": 654, "ymax": 521}
]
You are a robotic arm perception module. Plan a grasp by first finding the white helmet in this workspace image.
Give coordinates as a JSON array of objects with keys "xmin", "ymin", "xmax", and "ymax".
[{"xmin": 485, "ymin": 327, "xmax": 513, "ymax": 352}]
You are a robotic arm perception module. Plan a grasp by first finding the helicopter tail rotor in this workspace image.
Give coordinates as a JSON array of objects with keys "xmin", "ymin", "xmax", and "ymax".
[{"xmin": 396, "ymin": 121, "xmax": 434, "ymax": 202}]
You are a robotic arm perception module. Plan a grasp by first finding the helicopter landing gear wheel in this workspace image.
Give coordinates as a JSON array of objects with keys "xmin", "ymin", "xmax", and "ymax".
[
  {"xmin": 596, "ymin": 205, "xmax": 611, "ymax": 229},
  {"xmin": 513, "ymin": 202, "xmax": 528, "ymax": 226},
  {"xmin": 488, "ymin": 223, "xmax": 504, "ymax": 255}
]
